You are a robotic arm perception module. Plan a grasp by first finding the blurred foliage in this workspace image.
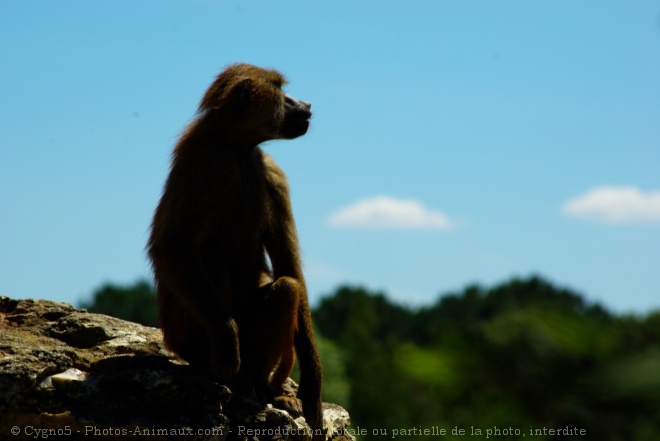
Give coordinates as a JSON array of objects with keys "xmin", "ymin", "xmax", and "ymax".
[
  {"xmin": 316, "ymin": 337, "xmax": 350, "ymax": 406},
  {"xmin": 81, "ymin": 276, "xmax": 660, "ymax": 439},
  {"xmin": 314, "ymin": 276, "xmax": 660, "ymax": 440},
  {"xmin": 80, "ymin": 279, "xmax": 157, "ymax": 327}
]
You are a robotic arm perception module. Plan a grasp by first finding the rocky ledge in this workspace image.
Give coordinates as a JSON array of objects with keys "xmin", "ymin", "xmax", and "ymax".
[{"xmin": 0, "ymin": 296, "xmax": 353, "ymax": 440}]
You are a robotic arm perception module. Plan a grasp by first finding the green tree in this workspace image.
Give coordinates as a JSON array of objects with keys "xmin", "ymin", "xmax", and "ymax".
[
  {"xmin": 315, "ymin": 286, "xmax": 413, "ymax": 436},
  {"xmin": 80, "ymin": 279, "xmax": 157, "ymax": 327},
  {"xmin": 316, "ymin": 337, "xmax": 350, "ymax": 407},
  {"xmin": 315, "ymin": 285, "xmax": 416, "ymax": 344},
  {"xmin": 314, "ymin": 276, "xmax": 660, "ymax": 440}
]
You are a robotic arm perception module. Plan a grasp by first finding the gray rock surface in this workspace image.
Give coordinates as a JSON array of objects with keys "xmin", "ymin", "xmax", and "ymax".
[{"xmin": 0, "ymin": 296, "xmax": 354, "ymax": 440}]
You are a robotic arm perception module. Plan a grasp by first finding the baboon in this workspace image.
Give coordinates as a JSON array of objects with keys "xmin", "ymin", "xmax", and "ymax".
[{"xmin": 148, "ymin": 63, "xmax": 322, "ymax": 431}]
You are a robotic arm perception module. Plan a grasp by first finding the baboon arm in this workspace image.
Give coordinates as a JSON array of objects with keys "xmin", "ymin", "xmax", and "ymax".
[
  {"xmin": 263, "ymin": 191, "xmax": 303, "ymax": 279},
  {"xmin": 262, "ymin": 192, "xmax": 323, "ymax": 430}
]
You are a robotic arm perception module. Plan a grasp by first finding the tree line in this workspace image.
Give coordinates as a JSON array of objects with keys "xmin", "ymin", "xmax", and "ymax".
[{"xmin": 81, "ymin": 276, "xmax": 660, "ymax": 440}]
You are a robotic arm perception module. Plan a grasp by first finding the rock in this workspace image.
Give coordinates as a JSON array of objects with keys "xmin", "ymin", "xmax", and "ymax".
[{"xmin": 0, "ymin": 296, "xmax": 354, "ymax": 440}]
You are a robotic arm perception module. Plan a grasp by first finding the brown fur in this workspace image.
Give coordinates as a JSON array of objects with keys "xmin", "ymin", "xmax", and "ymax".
[{"xmin": 148, "ymin": 64, "xmax": 322, "ymax": 431}]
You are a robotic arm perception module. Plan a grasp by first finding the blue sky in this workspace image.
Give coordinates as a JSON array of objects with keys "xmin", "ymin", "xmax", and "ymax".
[{"xmin": 1, "ymin": 1, "xmax": 659, "ymax": 313}]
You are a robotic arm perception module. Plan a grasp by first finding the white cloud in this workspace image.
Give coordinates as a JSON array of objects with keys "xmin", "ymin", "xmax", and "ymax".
[
  {"xmin": 328, "ymin": 196, "xmax": 453, "ymax": 230},
  {"xmin": 562, "ymin": 186, "xmax": 660, "ymax": 224}
]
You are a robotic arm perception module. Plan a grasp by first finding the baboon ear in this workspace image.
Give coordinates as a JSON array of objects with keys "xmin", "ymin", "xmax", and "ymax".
[{"xmin": 232, "ymin": 78, "xmax": 253, "ymax": 112}]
